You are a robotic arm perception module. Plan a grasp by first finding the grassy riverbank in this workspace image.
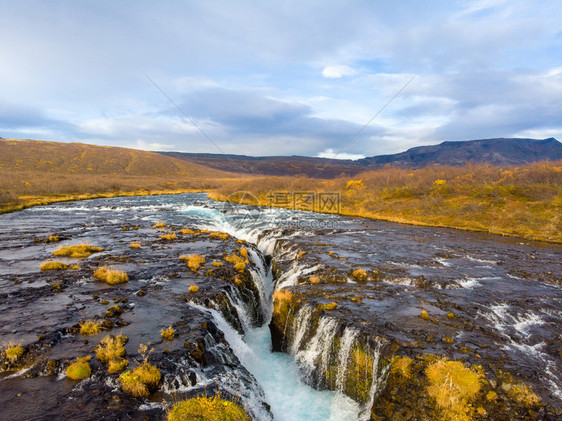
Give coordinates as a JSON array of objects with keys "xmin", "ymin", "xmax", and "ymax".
[
  {"xmin": 209, "ymin": 161, "xmax": 562, "ymax": 243},
  {"xmin": 0, "ymin": 169, "xmax": 240, "ymax": 214}
]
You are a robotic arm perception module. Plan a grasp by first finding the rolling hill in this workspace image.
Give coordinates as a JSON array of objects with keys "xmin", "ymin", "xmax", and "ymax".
[{"xmin": 0, "ymin": 138, "xmax": 231, "ymax": 178}]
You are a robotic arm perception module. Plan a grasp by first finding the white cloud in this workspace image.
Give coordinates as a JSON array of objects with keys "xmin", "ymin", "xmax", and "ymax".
[
  {"xmin": 322, "ymin": 65, "xmax": 357, "ymax": 79},
  {"xmin": 316, "ymin": 148, "xmax": 365, "ymax": 160}
]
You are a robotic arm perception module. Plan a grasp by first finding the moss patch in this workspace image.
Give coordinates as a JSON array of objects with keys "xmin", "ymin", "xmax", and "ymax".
[{"xmin": 66, "ymin": 356, "xmax": 91, "ymax": 380}]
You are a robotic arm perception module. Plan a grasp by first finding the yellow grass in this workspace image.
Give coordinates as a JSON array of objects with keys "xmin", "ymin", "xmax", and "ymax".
[
  {"xmin": 209, "ymin": 231, "xmax": 229, "ymax": 240},
  {"xmin": 53, "ymin": 243, "xmax": 104, "ymax": 258},
  {"xmin": 119, "ymin": 363, "xmax": 161, "ymax": 397},
  {"xmin": 425, "ymin": 358, "xmax": 483, "ymax": 421},
  {"xmin": 4, "ymin": 345, "xmax": 24, "ymax": 363},
  {"xmin": 508, "ymin": 382, "xmax": 541, "ymax": 407},
  {"xmin": 93, "ymin": 267, "xmax": 129, "ymax": 285},
  {"xmin": 79, "ymin": 320, "xmax": 102, "ymax": 336},
  {"xmin": 181, "ymin": 254, "xmax": 205, "ymax": 272},
  {"xmin": 318, "ymin": 302, "xmax": 338, "ymax": 311},
  {"xmin": 161, "ymin": 326, "xmax": 175, "ymax": 341},
  {"xmin": 130, "ymin": 242, "xmax": 141, "ymax": 249},
  {"xmin": 352, "ymin": 268, "xmax": 368, "ymax": 281},
  {"xmin": 189, "ymin": 285, "xmax": 199, "ymax": 293},
  {"xmin": 159, "ymin": 231, "xmax": 176, "ymax": 240},
  {"xmin": 167, "ymin": 395, "xmax": 251, "ymax": 421},
  {"xmin": 211, "ymin": 160, "xmax": 562, "ymax": 243},
  {"xmin": 95, "ymin": 334, "xmax": 127, "ymax": 364},
  {"xmin": 108, "ymin": 358, "xmax": 129, "ymax": 374},
  {"xmin": 272, "ymin": 289, "xmax": 294, "ymax": 327},
  {"xmin": 41, "ymin": 261, "xmax": 71, "ymax": 271}
]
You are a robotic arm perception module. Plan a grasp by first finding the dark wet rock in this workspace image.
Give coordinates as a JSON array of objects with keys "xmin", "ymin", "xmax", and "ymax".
[{"xmin": 0, "ymin": 215, "xmax": 270, "ymax": 420}]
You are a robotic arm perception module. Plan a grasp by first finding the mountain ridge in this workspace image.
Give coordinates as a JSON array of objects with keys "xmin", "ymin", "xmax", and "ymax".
[{"xmin": 159, "ymin": 137, "xmax": 562, "ymax": 178}]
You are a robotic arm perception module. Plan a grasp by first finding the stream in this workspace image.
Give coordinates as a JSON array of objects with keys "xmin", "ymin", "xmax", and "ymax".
[{"xmin": 0, "ymin": 193, "xmax": 560, "ymax": 420}]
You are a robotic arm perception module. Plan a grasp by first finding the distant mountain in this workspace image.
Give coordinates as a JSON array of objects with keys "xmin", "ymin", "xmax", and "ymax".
[
  {"xmin": 359, "ymin": 137, "xmax": 562, "ymax": 168},
  {"xmin": 160, "ymin": 138, "xmax": 561, "ymax": 178},
  {"xmin": 159, "ymin": 152, "xmax": 364, "ymax": 178},
  {"xmin": 0, "ymin": 138, "xmax": 231, "ymax": 178}
]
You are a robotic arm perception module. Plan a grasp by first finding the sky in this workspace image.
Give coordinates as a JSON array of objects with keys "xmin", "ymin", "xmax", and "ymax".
[{"xmin": 1, "ymin": 0, "xmax": 561, "ymax": 159}]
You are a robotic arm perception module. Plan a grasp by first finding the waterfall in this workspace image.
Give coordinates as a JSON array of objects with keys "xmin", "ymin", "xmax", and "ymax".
[
  {"xmin": 289, "ymin": 306, "xmax": 313, "ymax": 355},
  {"xmin": 284, "ymin": 306, "xmax": 388, "ymax": 421},
  {"xmin": 336, "ymin": 327, "xmax": 359, "ymax": 392},
  {"xmin": 295, "ymin": 316, "xmax": 339, "ymax": 386}
]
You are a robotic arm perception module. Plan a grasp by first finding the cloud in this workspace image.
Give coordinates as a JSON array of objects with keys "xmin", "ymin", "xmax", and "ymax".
[
  {"xmin": 316, "ymin": 149, "xmax": 365, "ymax": 160},
  {"xmin": 1, "ymin": 1, "xmax": 561, "ymax": 157},
  {"xmin": 322, "ymin": 65, "xmax": 357, "ymax": 79}
]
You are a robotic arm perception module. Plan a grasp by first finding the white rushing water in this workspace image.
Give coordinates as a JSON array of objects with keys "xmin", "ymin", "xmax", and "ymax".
[{"xmin": 183, "ymin": 204, "xmax": 364, "ymax": 420}]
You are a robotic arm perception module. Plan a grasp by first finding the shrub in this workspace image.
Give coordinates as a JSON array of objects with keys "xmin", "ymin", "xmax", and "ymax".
[
  {"xmin": 425, "ymin": 358, "xmax": 482, "ymax": 421},
  {"xmin": 390, "ymin": 355, "xmax": 413, "ymax": 379},
  {"xmin": 160, "ymin": 231, "xmax": 176, "ymax": 240},
  {"xmin": 46, "ymin": 235, "xmax": 60, "ymax": 243},
  {"xmin": 119, "ymin": 363, "xmax": 161, "ymax": 397},
  {"xmin": 189, "ymin": 285, "xmax": 199, "ymax": 293},
  {"xmin": 80, "ymin": 320, "xmax": 102, "ymax": 336},
  {"xmin": 152, "ymin": 222, "xmax": 167, "ymax": 229},
  {"xmin": 40, "ymin": 261, "xmax": 70, "ymax": 271},
  {"xmin": 508, "ymin": 382, "xmax": 541, "ymax": 407},
  {"xmin": 66, "ymin": 356, "xmax": 91, "ymax": 380},
  {"xmin": 93, "ymin": 267, "xmax": 129, "ymax": 285},
  {"xmin": 130, "ymin": 242, "xmax": 141, "ymax": 249},
  {"xmin": 167, "ymin": 395, "xmax": 251, "ymax": 421},
  {"xmin": 52, "ymin": 244, "xmax": 104, "ymax": 258},
  {"xmin": 212, "ymin": 261, "xmax": 223, "ymax": 267},
  {"xmin": 352, "ymin": 268, "xmax": 368, "ymax": 281},
  {"xmin": 161, "ymin": 326, "xmax": 175, "ymax": 341},
  {"xmin": 96, "ymin": 334, "xmax": 127, "ymax": 364},
  {"xmin": 181, "ymin": 255, "xmax": 205, "ymax": 272},
  {"xmin": 420, "ymin": 309, "xmax": 431, "ymax": 320},
  {"xmin": 179, "ymin": 228, "xmax": 195, "ymax": 234},
  {"xmin": 108, "ymin": 358, "xmax": 129, "ymax": 374},
  {"xmin": 4, "ymin": 345, "xmax": 24, "ymax": 363}
]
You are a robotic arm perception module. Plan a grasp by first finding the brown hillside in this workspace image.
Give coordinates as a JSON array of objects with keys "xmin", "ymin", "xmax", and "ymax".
[{"xmin": 0, "ymin": 138, "xmax": 231, "ymax": 178}]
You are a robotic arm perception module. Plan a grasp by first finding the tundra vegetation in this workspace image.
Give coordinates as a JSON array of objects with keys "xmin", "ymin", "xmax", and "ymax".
[
  {"xmin": 79, "ymin": 320, "xmax": 102, "ymax": 336},
  {"xmin": 167, "ymin": 394, "xmax": 251, "ymax": 421},
  {"xmin": 93, "ymin": 267, "xmax": 129, "ymax": 285},
  {"xmin": 160, "ymin": 326, "xmax": 175, "ymax": 341},
  {"xmin": 40, "ymin": 261, "xmax": 73, "ymax": 271},
  {"xmin": 118, "ymin": 344, "xmax": 161, "ymax": 398},
  {"xmin": 52, "ymin": 243, "xmax": 104, "ymax": 258},
  {"xmin": 66, "ymin": 356, "xmax": 92, "ymax": 381},
  {"xmin": 210, "ymin": 160, "xmax": 562, "ymax": 243},
  {"xmin": 181, "ymin": 254, "xmax": 205, "ymax": 272}
]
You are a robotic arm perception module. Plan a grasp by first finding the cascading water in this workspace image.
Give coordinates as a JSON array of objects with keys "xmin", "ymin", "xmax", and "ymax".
[
  {"xmin": 284, "ymin": 305, "xmax": 388, "ymax": 420},
  {"xmin": 182, "ymin": 204, "xmax": 372, "ymax": 420},
  {"xmin": 336, "ymin": 327, "xmax": 359, "ymax": 392}
]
